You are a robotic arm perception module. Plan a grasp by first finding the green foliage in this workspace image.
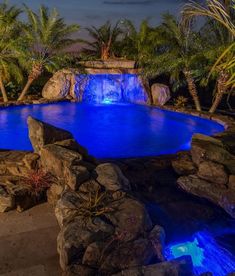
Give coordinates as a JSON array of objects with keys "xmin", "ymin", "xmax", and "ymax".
[
  {"xmin": 0, "ymin": 1, "xmax": 23, "ymax": 83},
  {"xmin": 18, "ymin": 5, "xmax": 80, "ymax": 75},
  {"xmin": 182, "ymin": 0, "xmax": 235, "ymax": 88},
  {"xmin": 143, "ymin": 14, "xmax": 205, "ymax": 82},
  {"xmin": 117, "ymin": 19, "xmax": 158, "ymax": 63},
  {"xmin": 69, "ymin": 184, "xmax": 114, "ymax": 225},
  {"xmin": 174, "ymin": 95, "xmax": 188, "ymax": 108},
  {"xmin": 82, "ymin": 21, "xmax": 123, "ymax": 60}
]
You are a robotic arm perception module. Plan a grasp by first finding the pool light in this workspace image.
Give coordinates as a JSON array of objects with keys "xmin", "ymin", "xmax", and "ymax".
[{"xmin": 165, "ymin": 231, "xmax": 235, "ymax": 276}]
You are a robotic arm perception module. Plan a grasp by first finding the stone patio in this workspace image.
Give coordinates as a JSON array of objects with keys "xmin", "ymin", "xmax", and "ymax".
[{"xmin": 0, "ymin": 203, "xmax": 61, "ymax": 276}]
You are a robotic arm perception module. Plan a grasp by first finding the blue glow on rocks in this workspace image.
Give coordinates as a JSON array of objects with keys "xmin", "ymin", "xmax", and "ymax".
[
  {"xmin": 165, "ymin": 231, "xmax": 235, "ymax": 276},
  {"xmin": 166, "ymin": 238, "xmax": 204, "ymax": 267},
  {"xmin": 74, "ymin": 74, "xmax": 148, "ymax": 104}
]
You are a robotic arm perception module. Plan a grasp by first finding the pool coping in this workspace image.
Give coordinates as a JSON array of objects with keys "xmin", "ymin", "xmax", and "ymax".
[
  {"xmin": 0, "ymin": 98, "xmax": 71, "ymax": 108},
  {"xmin": 157, "ymin": 104, "xmax": 235, "ymax": 141}
]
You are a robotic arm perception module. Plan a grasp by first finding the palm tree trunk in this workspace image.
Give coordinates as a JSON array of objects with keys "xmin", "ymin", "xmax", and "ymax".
[
  {"xmin": 209, "ymin": 71, "xmax": 229, "ymax": 113},
  {"xmin": 0, "ymin": 75, "xmax": 8, "ymax": 103},
  {"xmin": 17, "ymin": 63, "xmax": 43, "ymax": 101},
  {"xmin": 101, "ymin": 46, "xmax": 109, "ymax": 60},
  {"xmin": 17, "ymin": 77, "xmax": 34, "ymax": 101},
  {"xmin": 184, "ymin": 69, "xmax": 201, "ymax": 111}
]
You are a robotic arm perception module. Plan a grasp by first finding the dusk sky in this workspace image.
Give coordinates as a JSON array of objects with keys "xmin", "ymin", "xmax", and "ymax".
[{"xmin": 9, "ymin": 0, "xmax": 186, "ymax": 28}]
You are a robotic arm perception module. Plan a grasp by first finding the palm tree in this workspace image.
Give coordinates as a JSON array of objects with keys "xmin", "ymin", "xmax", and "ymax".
[
  {"xmin": 145, "ymin": 14, "xmax": 204, "ymax": 111},
  {"xmin": 182, "ymin": 0, "xmax": 235, "ymax": 113},
  {"xmin": 119, "ymin": 20, "xmax": 158, "ymax": 64},
  {"xmin": 17, "ymin": 5, "xmax": 79, "ymax": 101},
  {"xmin": 0, "ymin": 2, "xmax": 22, "ymax": 102},
  {"xmin": 82, "ymin": 21, "xmax": 123, "ymax": 60}
]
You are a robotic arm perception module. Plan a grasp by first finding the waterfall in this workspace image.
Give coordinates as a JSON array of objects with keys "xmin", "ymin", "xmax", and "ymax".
[
  {"xmin": 165, "ymin": 230, "xmax": 235, "ymax": 276},
  {"xmin": 74, "ymin": 74, "xmax": 148, "ymax": 104}
]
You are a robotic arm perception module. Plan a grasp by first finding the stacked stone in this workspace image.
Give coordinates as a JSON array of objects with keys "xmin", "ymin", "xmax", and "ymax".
[
  {"xmin": 172, "ymin": 133, "xmax": 235, "ymax": 218},
  {"xmin": 0, "ymin": 150, "xmax": 40, "ymax": 212}
]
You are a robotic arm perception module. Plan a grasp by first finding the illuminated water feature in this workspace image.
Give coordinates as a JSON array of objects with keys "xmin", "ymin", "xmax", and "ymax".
[
  {"xmin": 165, "ymin": 231, "xmax": 235, "ymax": 276},
  {"xmin": 0, "ymin": 102, "xmax": 224, "ymax": 158},
  {"xmin": 74, "ymin": 74, "xmax": 148, "ymax": 104}
]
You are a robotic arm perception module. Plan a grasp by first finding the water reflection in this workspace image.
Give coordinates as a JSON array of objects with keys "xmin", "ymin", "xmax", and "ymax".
[{"xmin": 0, "ymin": 103, "xmax": 224, "ymax": 158}]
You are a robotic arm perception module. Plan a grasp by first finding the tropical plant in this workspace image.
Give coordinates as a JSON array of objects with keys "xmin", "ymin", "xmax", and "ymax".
[
  {"xmin": 0, "ymin": 2, "xmax": 22, "ymax": 102},
  {"xmin": 182, "ymin": 0, "xmax": 235, "ymax": 113},
  {"xmin": 24, "ymin": 169, "xmax": 54, "ymax": 197},
  {"xmin": 66, "ymin": 184, "xmax": 114, "ymax": 225},
  {"xmin": 119, "ymin": 19, "xmax": 158, "ymax": 63},
  {"xmin": 82, "ymin": 21, "xmax": 123, "ymax": 60},
  {"xmin": 17, "ymin": 5, "xmax": 79, "ymax": 101},
  {"xmin": 174, "ymin": 95, "xmax": 188, "ymax": 108},
  {"xmin": 145, "ymin": 14, "xmax": 204, "ymax": 111}
]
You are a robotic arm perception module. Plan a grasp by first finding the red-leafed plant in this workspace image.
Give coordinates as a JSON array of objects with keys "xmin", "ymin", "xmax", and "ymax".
[{"xmin": 23, "ymin": 169, "xmax": 54, "ymax": 197}]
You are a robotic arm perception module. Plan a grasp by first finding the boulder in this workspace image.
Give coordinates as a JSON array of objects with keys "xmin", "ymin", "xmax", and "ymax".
[
  {"xmin": 57, "ymin": 221, "xmax": 86, "ymax": 270},
  {"xmin": 220, "ymin": 191, "xmax": 235, "ymax": 219},
  {"xmin": 228, "ymin": 175, "xmax": 235, "ymax": 190},
  {"xmin": 100, "ymin": 238, "xmax": 155, "ymax": 274},
  {"xmin": 22, "ymin": 152, "xmax": 40, "ymax": 170},
  {"xmin": 151, "ymin": 83, "xmax": 171, "ymax": 106},
  {"xmin": 172, "ymin": 151, "xmax": 197, "ymax": 175},
  {"xmin": 27, "ymin": 117, "xmax": 73, "ymax": 153},
  {"xmin": 106, "ymin": 197, "xmax": 152, "ymax": 242},
  {"xmin": 95, "ymin": 163, "xmax": 130, "ymax": 191},
  {"xmin": 177, "ymin": 175, "xmax": 235, "ymax": 218},
  {"xmin": 57, "ymin": 217, "xmax": 114, "ymax": 270},
  {"xmin": 42, "ymin": 69, "xmax": 77, "ymax": 100},
  {"xmin": 177, "ymin": 175, "xmax": 224, "ymax": 203},
  {"xmin": 64, "ymin": 264, "xmax": 96, "ymax": 276},
  {"xmin": 191, "ymin": 134, "xmax": 235, "ymax": 174},
  {"xmin": 112, "ymin": 256, "xmax": 193, "ymax": 276},
  {"xmin": 0, "ymin": 151, "xmax": 38, "ymax": 176},
  {"xmin": 148, "ymin": 225, "xmax": 166, "ymax": 262},
  {"xmin": 64, "ymin": 165, "xmax": 90, "ymax": 191},
  {"xmin": 40, "ymin": 144, "xmax": 82, "ymax": 178},
  {"xmin": 55, "ymin": 169, "xmax": 166, "ymax": 275},
  {"xmin": 0, "ymin": 176, "xmax": 38, "ymax": 212},
  {"xmin": 54, "ymin": 139, "xmax": 88, "ymax": 157},
  {"xmin": 197, "ymin": 161, "xmax": 228, "ymax": 186},
  {"xmin": 55, "ymin": 190, "xmax": 82, "ymax": 228},
  {"xmin": 0, "ymin": 186, "xmax": 15, "ymax": 212},
  {"xmin": 82, "ymin": 241, "xmax": 104, "ymax": 266},
  {"xmin": 47, "ymin": 184, "xmax": 64, "ymax": 206}
]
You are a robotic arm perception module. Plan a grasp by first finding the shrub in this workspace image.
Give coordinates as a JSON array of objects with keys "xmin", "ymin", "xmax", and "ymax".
[
  {"xmin": 174, "ymin": 95, "xmax": 188, "ymax": 108},
  {"xmin": 23, "ymin": 169, "xmax": 54, "ymax": 197}
]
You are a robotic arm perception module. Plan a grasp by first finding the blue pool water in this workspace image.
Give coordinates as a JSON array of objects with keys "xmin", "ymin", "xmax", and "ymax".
[{"xmin": 0, "ymin": 102, "xmax": 224, "ymax": 158}]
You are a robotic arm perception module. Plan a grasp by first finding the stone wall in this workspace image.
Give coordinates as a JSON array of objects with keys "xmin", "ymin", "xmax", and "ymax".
[
  {"xmin": 42, "ymin": 67, "xmax": 150, "ymax": 105},
  {"xmin": 80, "ymin": 60, "xmax": 136, "ymax": 69},
  {"xmin": 171, "ymin": 109, "xmax": 235, "ymax": 218}
]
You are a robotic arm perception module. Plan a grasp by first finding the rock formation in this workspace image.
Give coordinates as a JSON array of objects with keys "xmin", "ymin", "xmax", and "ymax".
[
  {"xmin": 0, "ymin": 150, "xmax": 41, "ymax": 212},
  {"xmin": 6, "ymin": 116, "xmax": 192, "ymax": 275},
  {"xmin": 151, "ymin": 83, "xmax": 171, "ymax": 106},
  {"xmin": 42, "ymin": 65, "xmax": 149, "ymax": 105},
  {"xmin": 172, "ymin": 133, "xmax": 235, "ymax": 218},
  {"xmin": 42, "ymin": 69, "xmax": 78, "ymax": 100}
]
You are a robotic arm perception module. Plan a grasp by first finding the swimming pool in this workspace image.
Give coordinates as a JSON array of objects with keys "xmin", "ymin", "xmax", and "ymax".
[{"xmin": 0, "ymin": 102, "xmax": 224, "ymax": 158}]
